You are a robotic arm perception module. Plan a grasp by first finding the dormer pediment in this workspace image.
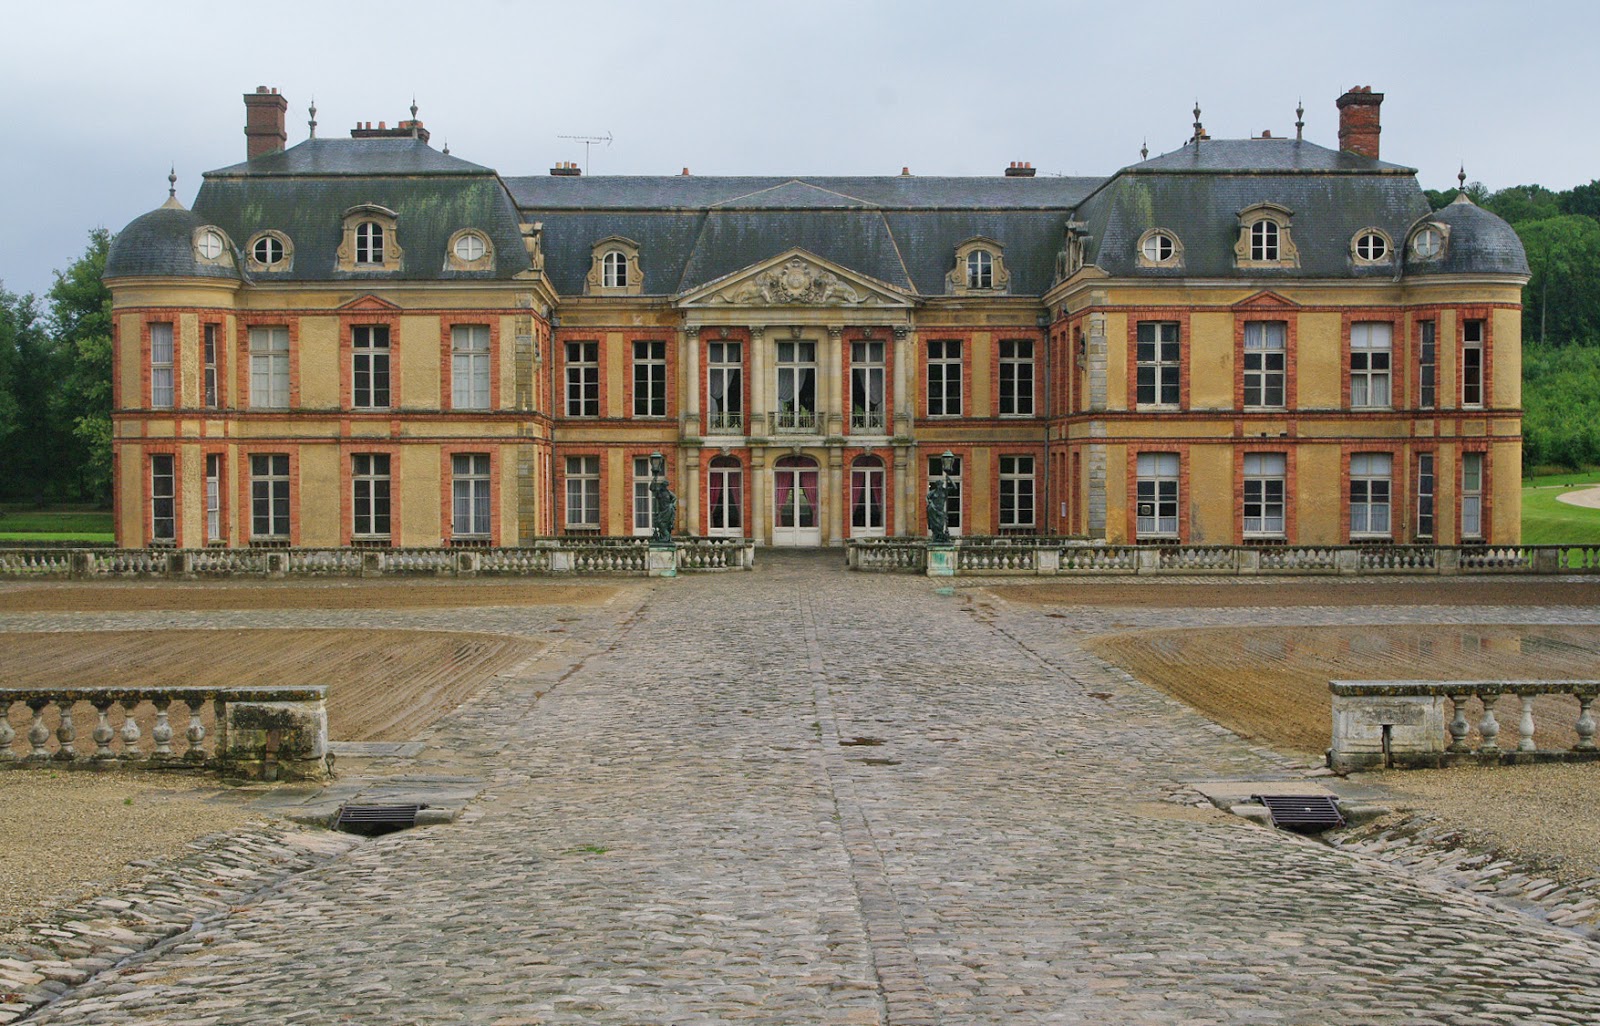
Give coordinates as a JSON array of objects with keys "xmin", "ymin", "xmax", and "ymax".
[
  {"xmin": 677, "ymin": 249, "xmax": 917, "ymax": 309},
  {"xmin": 1233, "ymin": 290, "xmax": 1300, "ymax": 311},
  {"xmin": 337, "ymin": 293, "xmax": 403, "ymax": 312}
]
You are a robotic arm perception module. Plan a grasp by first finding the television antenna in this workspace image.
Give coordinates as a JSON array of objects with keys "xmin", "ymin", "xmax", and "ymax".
[{"xmin": 557, "ymin": 131, "xmax": 613, "ymax": 175}]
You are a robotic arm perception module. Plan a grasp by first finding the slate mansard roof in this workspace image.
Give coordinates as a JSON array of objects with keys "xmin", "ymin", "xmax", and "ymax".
[{"xmin": 107, "ymin": 136, "xmax": 1528, "ymax": 290}]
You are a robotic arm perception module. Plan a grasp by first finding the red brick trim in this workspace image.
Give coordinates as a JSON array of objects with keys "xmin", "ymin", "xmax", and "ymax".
[
  {"xmin": 199, "ymin": 444, "xmax": 229, "ymax": 546},
  {"xmin": 439, "ymin": 446, "xmax": 502, "ymax": 545},
  {"xmin": 1457, "ymin": 306, "xmax": 1493, "ymax": 410},
  {"xmin": 841, "ymin": 328, "xmax": 896, "ymax": 435},
  {"xmin": 1125, "ymin": 444, "xmax": 1191, "ymax": 544},
  {"xmin": 1124, "ymin": 310, "xmax": 1193, "ymax": 411},
  {"xmin": 553, "ymin": 333, "xmax": 608, "ymax": 419},
  {"xmin": 1340, "ymin": 442, "xmax": 1401, "ymax": 543},
  {"xmin": 1231, "ymin": 310, "xmax": 1298, "ymax": 411},
  {"xmin": 622, "ymin": 331, "xmax": 676, "ymax": 421},
  {"xmin": 1340, "ymin": 310, "xmax": 1405, "ymax": 410},
  {"xmin": 1411, "ymin": 445, "xmax": 1439, "ymax": 542},
  {"xmin": 701, "ymin": 448, "xmax": 751, "ymax": 537},
  {"xmin": 339, "ymin": 310, "xmax": 401, "ymax": 411},
  {"xmin": 236, "ymin": 445, "xmax": 302, "ymax": 546},
  {"xmin": 439, "ymin": 316, "xmax": 502, "ymax": 413},
  {"xmin": 235, "ymin": 315, "xmax": 302, "ymax": 410},
  {"xmin": 842, "ymin": 446, "xmax": 894, "ymax": 538},
  {"xmin": 1458, "ymin": 442, "xmax": 1492, "ymax": 543},
  {"xmin": 1231, "ymin": 444, "xmax": 1298, "ymax": 543},
  {"xmin": 139, "ymin": 442, "xmax": 182, "ymax": 547},
  {"xmin": 339, "ymin": 444, "xmax": 402, "ymax": 546}
]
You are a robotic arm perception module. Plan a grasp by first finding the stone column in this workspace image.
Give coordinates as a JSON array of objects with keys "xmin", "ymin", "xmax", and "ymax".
[
  {"xmin": 750, "ymin": 446, "xmax": 769, "ymax": 546},
  {"xmin": 683, "ymin": 325, "xmax": 701, "ymax": 435},
  {"xmin": 827, "ymin": 447, "xmax": 844, "ymax": 546},
  {"xmin": 892, "ymin": 324, "xmax": 911, "ymax": 437},
  {"xmin": 684, "ymin": 447, "xmax": 701, "ymax": 537},
  {"xmin": 825, "ymin": 326, "xmax": 843, "ymax": 436},
  {"xmin": 750, "ymin": 326, "xmax": 767, "ymax": 435},
  {"xmin": 892, "ymin": 446, "xmax": 909, "ymax": 536}
]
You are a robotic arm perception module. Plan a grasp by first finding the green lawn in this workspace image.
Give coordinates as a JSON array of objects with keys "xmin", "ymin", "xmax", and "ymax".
[
  {"xmin": 0, "ymin": 506, "xmax": 115, "ymax": 545},
  {"xmin": 1522, "ymin": 471, "xmax": 1600, "ymax": 545}
]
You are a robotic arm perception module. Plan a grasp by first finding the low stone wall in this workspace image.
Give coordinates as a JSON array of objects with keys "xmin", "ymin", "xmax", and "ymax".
[
  {"xmin": 1328, "ymin": 679, "xmax": 1600, "ymax": 772},
  {"xmin": 0, "ymin": 685, "xmax": 330, "ymax": 782}
]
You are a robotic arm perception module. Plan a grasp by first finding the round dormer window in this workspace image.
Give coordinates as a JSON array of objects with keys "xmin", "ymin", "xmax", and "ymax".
[
  {"xmin": 1412, "ymin": 226, "xmax": 1443, "ymax": 259},
  {"xmin": 1355, "ymin": 232, "xmax": 1388, "ymax": 261},
  {"xmin": 253, "ymin": 235, "xmax": 284, "ymax": 266},
  {"xmin": 1141, "ymin": 232, "xmax": 1176, "ymax": 262},
  {"xmin": 196, "ymin": 230, "xmax": 225, "ymax": 260},
  {"xmin": 454, "ymin": 232, "xmax": 487, "ymax": 262}
]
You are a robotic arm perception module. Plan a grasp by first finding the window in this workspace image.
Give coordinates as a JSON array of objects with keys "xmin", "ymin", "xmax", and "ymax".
[
  {"xmin": 453, "ymin": 233, "xmax": 486, "ymax": 262},
  {"xmin": 205, "ymin": 454, "xmax": 222, "ymax": 544},
  {"xmin": 352, "ymin": 325, "xmax": 391, "ymax": 409},
  {"xmin": 633, "ymin": 340, "xmax": 667, "ymax": 418},
  {"xmin": 150, "ymin": 455, "xmax": 175, "ymax": 544},
  {"xmin": 1349, "ymin": 322, "xmax": 1392, "ymax": 408},
  {"xmin": 966, "ymin": 250, "xmax": 993, "ymax": 289},
  {"xmin": 1136, "ymin": 452, "xmax": 1179, "ymax": 539},
  {"xmin": 1461, "ymin": 453, "xmax": 1484, "ymax": 539},
  {"xmin": 1416, "ymin": 453, "xmax": 1435, "ymax": 539},
  {"xmin": 565, "ymin": 341, "xmax": 599, "ymax": 417},
  {"xmin": 999, "ymin": 455, "xmax": 1035, "ymax": 530},
  {"xmin": 1462, "ymin": 320, "xmax": 1484, "ymax": 408},
  {"xmin": 708, "ymin": 456, "xmax": 742, "ymax": 536},
  {"xmin": 1355, "ymin": 231, "xmax": 1388, "ymax": 261},
  {"xmin": 1136, "ymin": 322, "xmax": 1180, "ymax": 406},
  {"xmin": 850, "ymin": 456, "xmax": 886, "ymax": 534},
  {"xmin": 632, "ymin": 456, "xmax": 656, "ymax": 536},
  {"xmin": 1242, "ymin": 321, "xmax": 1286, "ymax": 408},
  {"xmin": 1412, "ymin": 226, "xmax": 1443, "ymax": 259},
  {"xmin": 196, "ymin": 230, "xmax": 224, "ymax": 261},
  {"xmin": 776, "ymin": 340, "xmax": 816, "ymax": 431},
  {"xmin": 249, "ymin": 326, "xmax": 289, "ymax": 409},
  {"xmin": 351, "ymin": 454, "xmax": 391, "ymax": 540},
  {"xmin": 203, "ymin": 324, "xmax": 218, "ymax": 408},
  {"xmin": 707, "ymin": 340, "xmax": 742, "ymax": 433},
  {"xmin": 1242, "ymin": 453, "xmax": 1286, "ymax": 538},
  {"xmin": 1141, "ymin": 232, "xmax": 1175, "ymax": 262},
  {"xmin": 150, "ymin": 322, "xmax": 174, "ymax": 408},
  {"xmin": 452, "ymin": 325, "xmax": 491, "ymax": 410},
  {"xmin": 998, "ymin": 339, "xmax": 1034, "ymax": 416},
  {"xmin": 927, "ymin": 455, "xmax": 962, "ymax": 534},
  {"xmin": 927, "ymin": 339, "xmax": 962, "ymax": 417},
  {"xmin": 851, "ymin": 340, "xmax": 885, "ymax": 431},
  {"xmin": 452, "ymin": 454, "xmax": 492, "ymax": 539},
  {"xmin": 355, "ymin": 222, "xmax": 385, "ymax": 265},
  {"xmin": 1349, "ymin": 453, "xmax": 1392, "ymax": 537},
  {"xmin": 253, "ymin": 235, "xmax": 284, "ymax": 266},
  {"xmin": 1251, "ymin": 220, "xmax": 1279, "ymax": 261},
  {"xmin": 1418, "ymin": 320, "xmax": 1437, "ymax": 410},
  {"xmin": 250, "ymin": 454, "xmax": 290, "ymax": 540},
  {"xmin": 565, "ymin": 456, "xmax": 600, "ymax": 529},
  {"xmin": 602, "ymin": 250, "xmax": 628, "ymax": 288}
]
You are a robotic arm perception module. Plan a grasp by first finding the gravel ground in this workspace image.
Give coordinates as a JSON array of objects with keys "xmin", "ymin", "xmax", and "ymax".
[
  {"xmin": 0, "ymin": 771, "xmax": 260, "ymax": 942},
  {"xmin": 0, "ymin": 580, "xmax": 622, "ymax": 613}
]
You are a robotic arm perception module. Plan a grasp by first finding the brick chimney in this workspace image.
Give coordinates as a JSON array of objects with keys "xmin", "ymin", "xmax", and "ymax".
[
  {"xmin": 351, "ymin": 119, "xmax": 431, "ymax": 144},
  {"xmin": 243, "ymin": 86, "xmax": 288, "ymax": 160},
  {"xmin": 1004, "ymin": 161, "xmax": 1036, "ymax": 177},
  {"xmin": 549, "ymin": 161, "xmax": 582, "ymax": 176},
  {"xmin": 1337, "ymin": 86, "xmax": 1383, "ymax": 159}
]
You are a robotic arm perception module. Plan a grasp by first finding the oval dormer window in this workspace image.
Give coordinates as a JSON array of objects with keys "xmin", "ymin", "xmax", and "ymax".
[
  {"xmin": 1412, "ymin": 226, "xmax": 1443, "ymax": 259},
  {"xmin": 196, "ymin": 230, "xmax": 225, "ymax": 260},
  {"xmin": 1141, "ymin": 232, "xmax": 1175, "ymax": 263},
  {"xmin": 254, "ymin": 235, "xmax": 284, "ymax": 265},
  {"xmin": 454, "ymin": 232, "xmax": 487, "ymax": 262},
  {"xmin": 1355, "ymin": 231, "xmax": 1388, "ymax": 261}
]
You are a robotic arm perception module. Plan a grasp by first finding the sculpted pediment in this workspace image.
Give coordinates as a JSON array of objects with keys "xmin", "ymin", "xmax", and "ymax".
[{"xmin": 677, "ymin": 250, "xmax": 916, "ymax": 309}]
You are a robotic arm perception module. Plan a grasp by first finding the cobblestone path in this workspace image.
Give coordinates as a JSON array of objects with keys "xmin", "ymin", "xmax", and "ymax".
[{"xmin": 19, "ymin": 558, "xmax": 1600, "ymax": 1025}]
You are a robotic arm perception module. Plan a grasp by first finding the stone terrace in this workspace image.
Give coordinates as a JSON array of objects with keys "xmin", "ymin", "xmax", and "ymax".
[{"xmin": 8, "ymin": 555, "xmax": 1600, "ymax": 1025}]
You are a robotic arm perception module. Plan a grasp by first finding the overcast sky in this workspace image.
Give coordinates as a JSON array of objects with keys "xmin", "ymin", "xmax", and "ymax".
[{"xmin": 2, "ymin": 0, "xmax": 1596, "ymax": 300}]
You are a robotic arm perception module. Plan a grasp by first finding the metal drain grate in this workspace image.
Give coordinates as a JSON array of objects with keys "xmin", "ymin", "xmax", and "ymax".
[
  {"xmin": 1253, "ymin": 794, "xmax": 1345, "ymax": 832},
  {"xmin": 335, "ymin": 803, "xmax": 428, "ymax": 836}
]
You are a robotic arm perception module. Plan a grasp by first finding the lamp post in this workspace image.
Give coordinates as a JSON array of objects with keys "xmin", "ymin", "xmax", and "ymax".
[
  {"xmin": 647, "ymin": 451, "xmax": 676, "ymax": 547},
  {"xmin": 927, "ymin": 450, "xmax": 955, "ymax": 547},
  {"xmin": 649, "ymin": 451, "xmax": 666, "ymax": 482}
]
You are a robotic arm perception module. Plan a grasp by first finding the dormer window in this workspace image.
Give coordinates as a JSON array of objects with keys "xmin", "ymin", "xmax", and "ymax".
[
  {"xmin": 1352, "ymin": 229, "xmax": 1393, "ymax": 265},
  {"xmin": 255, "ymin": 235, "xmax": 283, "ymax": 264},
  {"xmin": 946, "ymin": 238, "xmax": 1010, "ymax": 295},
  {"xmin": 191, "ymin": 226, "xmax": 234, "ymax": 268},
  {"xmin": 1135, "ymin": 228, "xmax": 1183, "ymax": 268},
  {"xmin": 585, "ymin": 237, "xmax": 643, "ymax": 295},
  {"xmin": 454, "ymin": 233, "xmax": 485, "ymax": 262},
  {"xmin": 196, "ymin": 230, "xmax": 225, "ymax": 260},
  {"xmin": 355, "ymin": 222, "xmax": 385, "ymax": 264},
  {"xmin": 445, "ymin": 229, "xmax": 494, "ymax": 271},
  {"xmin": 603, "ymin": 250, "xmax": 628, "ymax": 287},
  {"xmin": 966, "ymin": 250, "xmax": 993, "ymax": 289},
  {"xmin": 247, "ymin": 231, "xmax": 292, "ymax": 272},
  {"xmin": 1234, "ymin": 203, "xmax": 1299, "ymax": 269},
  {"xmin": 1411, "ymin": 225, "xmax": 1445, "ymax": 260}
]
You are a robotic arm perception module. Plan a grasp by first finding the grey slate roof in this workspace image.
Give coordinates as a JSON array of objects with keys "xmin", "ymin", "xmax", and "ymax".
[
  {"xmin": 1406, "ymin": 194, "xmax": 1531, "ymax": 276},
  {"xmin": 105, "ymin": 205, "xmax": 241, "ymax": 281},
  {"xmin": 506, "ymin": 175, "xmax": 1105, "ymax": 211},
  {"xmin": 207, "ymin": 138, "xmax": 492, "ymax": 177},
  {"xmin": 1128, "ymin": 138, "xmax": 1414, "ymax": 175}
]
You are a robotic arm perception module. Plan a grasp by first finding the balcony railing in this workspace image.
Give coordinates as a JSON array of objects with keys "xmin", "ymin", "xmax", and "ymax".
[
  {"xmin": 851, "ymin": 408, "xmax": 886, "ymax": 433},
  {"xmin": 773, "ymin": 408, "xmax": 817, "ymax": 433},
  {"xmin": 707, "ymin": 410, "xmax": 744, "ymax": 434}
]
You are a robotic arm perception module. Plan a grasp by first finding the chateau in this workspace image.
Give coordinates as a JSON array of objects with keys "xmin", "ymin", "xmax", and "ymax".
[{"xmin": 104, "ymin": 87, "xmax": 1529, "ymax": 549}]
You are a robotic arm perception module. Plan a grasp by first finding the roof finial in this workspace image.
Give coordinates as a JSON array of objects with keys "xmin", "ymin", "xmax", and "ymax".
[
  {"xmin": 1458, "ymin": 163, "xmax": 1467, "ymax": 191},
  {"xmin": 168, "ymin": 165, "xmax": 177, "ymax": 200},
  {"xmin": 410, "ymin": 96, "xmax": 420, "ymax": 139},
  {"xmin": 308, "ymin": 97, "xmax": 318, "ymax": 139},
  {"xmin": 1192, "ymin": 100, "xmax": 1203, "ymax": 147},
  {"xmin": 442, "ymin": 139, "xmax": 450, "ymax": 156},
  {"xmin": 1140, "ymin": 138, "xmax": 1148, "ymax": 161},
  {"xmin": 1295, "ymin": 98, "xmax": 1305, "ymax": 142}
]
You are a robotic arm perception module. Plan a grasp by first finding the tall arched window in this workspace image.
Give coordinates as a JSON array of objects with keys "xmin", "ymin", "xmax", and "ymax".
[
  {"xmin": 966, "ymin": 249, "xmax": 993, "ymax": 289},
  {"xmin": 708, "ymin": 455, "xmax": 743, "ymax": 537},
  {"xmin": 1250, "ymin": 220, "xmax": 1279, "ymax": 261},
  {"xmin": 355, "ymin": 222, "xmax": 385, "ymax": 265},
  {"xmin": 602, "ymin": 250, "xmax": 629, "ymax": 288},
  {"xmin": 850, "ymin": 455, "xmax": 886, "ymax": 536}
]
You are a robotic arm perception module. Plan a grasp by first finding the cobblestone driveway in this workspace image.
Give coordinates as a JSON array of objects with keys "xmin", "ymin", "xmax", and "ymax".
[{"xmin": 18, "ymin": 556, "xmax": 1600, "ymax": 1025}]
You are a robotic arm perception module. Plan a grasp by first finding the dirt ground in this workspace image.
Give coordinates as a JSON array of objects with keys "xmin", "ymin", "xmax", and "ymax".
[
  {"xmin": 3, "ymin": 629, "xmax": 543, "ymax": 743},
  {"xmin": 0, "ymin": 579, "xmax": 623, "ymax": 613},
  {"xmin": 1086, "ymin": 624, "xmax": 1600, "ymax": 755},
  {"xmin": 1001, "ymin": 577, "xmax": 1600, "ymax": 608}
]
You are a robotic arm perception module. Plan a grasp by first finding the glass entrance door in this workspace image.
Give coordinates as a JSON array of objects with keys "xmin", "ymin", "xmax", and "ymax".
[
  {"xmin": 772, "ymin": 455, "xmax": 821, "ymax": 546},
  {"xmin": 708, "ymin": 456, "xmax": 743, "ymax": 538}
]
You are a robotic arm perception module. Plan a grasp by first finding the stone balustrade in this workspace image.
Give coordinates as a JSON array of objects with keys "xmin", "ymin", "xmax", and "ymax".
[
  {"xmin": 0, "ymin": 685, "xmax": 330, "ymax": 781},
  {"xmin": 0, "ymin": 538, "xmax": 755, "ymax": 579},
  {"xmin": 845, "ymin": 540, "xmax": 1600, "ymax": 577},
  {"xmin": 1328, "ymin": 679, "xmax": 1600, "ymax": 772}
]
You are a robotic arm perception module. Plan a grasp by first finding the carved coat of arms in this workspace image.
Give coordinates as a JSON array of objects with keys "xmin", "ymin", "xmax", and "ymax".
[{"xmin": 715, "ymin": 258, "xmax": 866, "ymax": 306}]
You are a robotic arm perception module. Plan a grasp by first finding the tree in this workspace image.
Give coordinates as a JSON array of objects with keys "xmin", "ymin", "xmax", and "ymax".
[
  {"xmin": 49, "ymin": 229, "xmax": 115, "ymax": 502},
  {"xmin": 0, "ymin": 284, "xmax": 67, "ymax": 502},
  {"xmin": 1560, "ymin": 179, "xmax": 1600, "ymax": 221},
  {"xmin": 1486, "ymin": 184, "xmax": 1561, "ymax": 226},
  {"xmin": 1517, "ymin": 215, "xmax": 1600, "ymax": 346}
]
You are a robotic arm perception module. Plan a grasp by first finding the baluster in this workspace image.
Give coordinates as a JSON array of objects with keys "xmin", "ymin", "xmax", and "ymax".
[
  {"xmin": 1518, "ymin": 694, "xmax": 1537, "ymax": 752},
  {"xmin": 1575, "ymin": 690, "xmax": 1597, "ymax": 752},
  {"xmin": 91, "ymin": 698, "xmax": 117, "ymax": 762},
  {"xmin": 151, "ymin": 697, "xmax": 174, "ymax": 757},
  {"xmin": 54, "ymin": 699, "xmax": 78, "ymax": 762},
  {"xmin": 184, "ymin": 699, "xmax": 208, "ymax": 763},
  {"xmin": 1447, "ymin": 693, "xmax": 1472, "ymax": 752},
  {"xmin": 120, "ymin": 700, "xmax": 143, "ymax": 761},
  {"xmin": 1478, "ymin": 690, "xmax": 1502, "ymax": 754},
  {"xmin": 0, "ymin": 700, "xmax": 14, "ymax": 761},
  {"xmin": 27, "ymin": 699, "xmax": 52, "ymax": 760}
]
